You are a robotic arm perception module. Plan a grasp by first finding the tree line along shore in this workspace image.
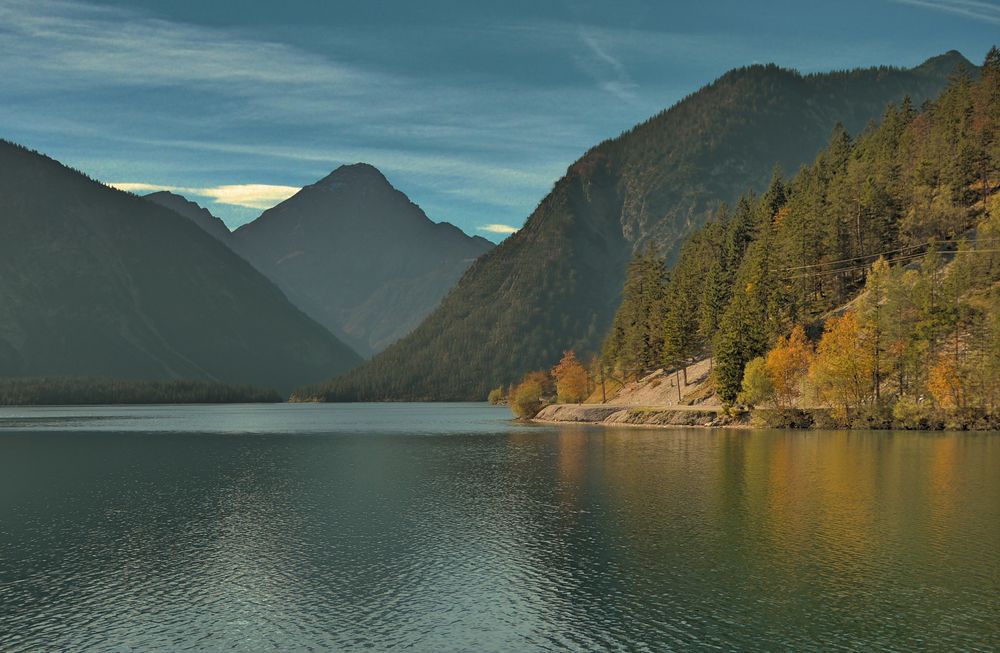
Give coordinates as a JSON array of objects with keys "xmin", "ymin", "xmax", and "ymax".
[{"xmin": 0, "ymin": 377, "xmax": 281, "ymax": 406}]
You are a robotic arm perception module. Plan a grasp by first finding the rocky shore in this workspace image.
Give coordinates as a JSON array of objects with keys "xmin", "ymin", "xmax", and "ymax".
[{"xmin": 533, "ymin": 403, "xmax": 746, "ymax": 428}]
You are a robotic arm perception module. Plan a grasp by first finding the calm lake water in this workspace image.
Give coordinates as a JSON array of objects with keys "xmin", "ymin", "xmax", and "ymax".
[{"xmin": 1, "ymin": 403, "xmax": 998, "ymax": 651}]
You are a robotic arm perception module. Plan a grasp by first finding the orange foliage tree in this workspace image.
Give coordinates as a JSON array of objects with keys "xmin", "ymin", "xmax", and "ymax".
[
  {"xmin": 765, "ymin": 325, "xmax": 813, "ymax": 408},
  {"xmin": 551, "ymin": 351, "xmax": 589, "ymax": 404}
]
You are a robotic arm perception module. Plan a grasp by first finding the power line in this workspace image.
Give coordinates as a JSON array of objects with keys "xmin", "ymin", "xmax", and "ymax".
[
  {"xmin": 785, "ymin": 251, "xmax": 929, "ymax": 280},
  {"xmin": 774, "ymin": 237, "xmax": 1000, "ymax": 274},
  {"xmin": 776, "ymin": 242, "xmax": 926, "ymax": 272},
  {"xmin": 784, "ymin": 247, "xmax": 1000, "ymax": 281}
]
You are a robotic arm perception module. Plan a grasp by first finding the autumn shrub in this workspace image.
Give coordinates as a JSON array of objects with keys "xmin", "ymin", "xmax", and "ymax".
[
  {"xmin": 750, "ymin": 408, "xmax": 813, "ymax": 429},
  {"xmin": 941, "ymin": 407, "xmax": 992, "ymax": 431},
  {"xmin": 849, "ymin": 403, "xmax": 893, "ymax": 430},
  {"xmin": 509, "ymin": 370, "xmax": 554, "ymax": 419},
  {"xmin": 510, "ymin": 381, "xmax": 544, "ymax": 419},
  {"xmin": 892, "ymin": 396, "xmax": 937, "ymax": 430},
  {"xmin": 487, "ymin": 386, "xmax": 506, "ymax": 405},
  {"xmin": 806, "ymin": 408, "xmax": 838, "ymax": 429}
]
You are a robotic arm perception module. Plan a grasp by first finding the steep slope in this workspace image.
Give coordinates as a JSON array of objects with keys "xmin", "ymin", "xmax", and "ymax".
[
  {"xmin": 231, "ymin": 164, "xmax": 494, "ymax": 356},
  {"xmin": 0, "ymin": 141, "xmax": 362, "ymax": 395},
  {"xmin": 144, "ymin": 191, "xmax": 232, "ymax": 243},
  {"xmin": 302, "ymin": 51, "xmax": 974, "ymax": 401}
]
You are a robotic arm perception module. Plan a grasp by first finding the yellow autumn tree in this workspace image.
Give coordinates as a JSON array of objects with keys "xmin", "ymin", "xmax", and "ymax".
[
  {"xmin": 765, "ymin": 325, "xmax": 813, "ymax": 408},
  {"xmin": 927, "ymin": 357, "xmax": 964, "ymax": 410},
  {"xmin": 551, "ymin": 350, "xmax": 589, "ymax": 404},
  {"xmin": 809, "ymin": 312, "xmax": 876, "ymax": 423}
]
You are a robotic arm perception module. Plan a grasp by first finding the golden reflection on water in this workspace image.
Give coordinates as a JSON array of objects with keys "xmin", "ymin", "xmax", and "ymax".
[{"xmin": 550, "ymin": 428, "xmax": 1000, "ymax": 633}]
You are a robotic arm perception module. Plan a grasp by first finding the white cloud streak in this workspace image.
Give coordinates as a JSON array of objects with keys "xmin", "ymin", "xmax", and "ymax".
[
  {"xmin": 891, "ymin": 0, "xmax": 1000, "ymax": 24},
  {"xmin": 109, "ymin": 182, "xmax": 300, "ymax": 209},
  {"xmin": 0, "ymin": 0, "xmax": 368, "ymax": 88},
  {"xmin": 478, "ymin": 223, "xmax": 520, "ymax": 234},
  {"xmin": 198, "ymin": 184, "xmax": 300, "ymax": 209},
  {"xmin": 576, "ymin": 27, "xmax": 640, "ymax": 103}
]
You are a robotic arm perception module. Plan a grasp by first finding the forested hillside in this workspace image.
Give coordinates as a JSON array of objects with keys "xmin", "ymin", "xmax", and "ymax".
[
  {"xmin": 298, "ymin": 52, "xmax": 970, "ymax": 401},
  {"xmin": 602, "ymin": 48, "xmax": 999, "ymax": 427}
]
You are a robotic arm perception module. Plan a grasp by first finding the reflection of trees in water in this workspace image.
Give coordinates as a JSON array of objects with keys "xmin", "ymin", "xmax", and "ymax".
[{"xmin": 536, "ymin": 427, "xmax": 1000, "ymax": 648}]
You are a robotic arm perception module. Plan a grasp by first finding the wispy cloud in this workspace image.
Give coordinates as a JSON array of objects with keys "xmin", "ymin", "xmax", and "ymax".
[
  {"xmin": 109, "ymin": 182, "xmax": 300, "ymax": 209},
  {"xmin": 890, "ymin": 0, "xmax": 1000, "ymax": 24},
  {"xmin": 5, "ymin": 0, "xmax": 970, "ymax": 241},
  {"xmin": 0, "ymin": 0, "xmax": 367, "ymax": 88},
  {"xmin": 478, "ymin": 223, "xmax": 520, "ymax": 234},
  {"xmin": 0, "ymin": 0, "xmax": 591, "ymax": 228},
  {"xmin": 576, "ymin": 27, "xmax": 639, "ymax": 103}
]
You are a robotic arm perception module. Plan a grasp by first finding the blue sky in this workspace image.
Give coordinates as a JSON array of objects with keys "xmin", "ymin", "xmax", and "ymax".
[{"xmin": 1, "ymin": 0, "xmax": 996, "ymax": 240}]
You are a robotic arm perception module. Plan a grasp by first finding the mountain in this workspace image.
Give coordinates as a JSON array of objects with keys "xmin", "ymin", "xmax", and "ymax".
[
  {"xmin": 0, "ymin": 140, "xmax": 362, "ymax": 395},
  {"xmin": 144, "ymin": 191, "xmax": 232, "ymax": 243},
  {"xmin": 231, "ymin": 163, "xmax": 494, "ymax": 357},
  {"xmin": 299, "ymin": 51, "xmax": 976, "ymax": 401}
]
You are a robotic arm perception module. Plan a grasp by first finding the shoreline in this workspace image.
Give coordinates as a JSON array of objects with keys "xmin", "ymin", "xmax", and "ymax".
[
  {"xmin": 532, "ymin": 403, "xmax": 1000, "ymax": 432},
  {"xmin": 532, "ymin": 403, "xmax": 748, "ymax": 429},
  {"xmin": 531, "ymin": 417, "xmax": 751, "ymax": 430}
]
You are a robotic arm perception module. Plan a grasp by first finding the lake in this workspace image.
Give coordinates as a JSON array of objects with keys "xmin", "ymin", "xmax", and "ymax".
[{"xmin": 1, "ymin": 403, "xmax": 998, "ymax": 651}]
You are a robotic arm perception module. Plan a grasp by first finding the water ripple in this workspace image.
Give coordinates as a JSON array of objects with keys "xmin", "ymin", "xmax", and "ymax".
[{"xmin": 1, "ymin": 406, "xmax": 998, "ymax": 651}]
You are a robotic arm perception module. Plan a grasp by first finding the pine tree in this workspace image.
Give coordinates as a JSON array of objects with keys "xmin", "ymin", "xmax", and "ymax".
[{"xmin": 601, "ymin": 248, "xmax": 668, "ymax": 378}]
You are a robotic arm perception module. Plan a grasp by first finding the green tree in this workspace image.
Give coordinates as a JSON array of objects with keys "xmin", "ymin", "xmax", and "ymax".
[
  {"xmin": 737, "ymin": 356, "xmax": 774, "ymax": 408},
  {"xmin": 602, "ymin": 248, "xmax": 668, "ymax": 378}
]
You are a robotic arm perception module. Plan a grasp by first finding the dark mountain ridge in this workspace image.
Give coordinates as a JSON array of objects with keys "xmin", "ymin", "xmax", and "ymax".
[
  {"xmin": 0, "ymin": 140, "xmax": 361, "ymax": 395},
  {"xmin": 144, "ymin": 191, "xmax": 232, "ymax": 244},
  {"xmin": 300, "ymin": 51, "xmax": 976, "ymax": 401}
]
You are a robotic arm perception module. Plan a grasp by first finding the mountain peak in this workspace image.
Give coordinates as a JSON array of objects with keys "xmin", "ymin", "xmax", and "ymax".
[
  {"xmin": 231, "ymin": 162, "xmax": 493, "ymax": 357},
  {"xmin": 313, "ymin": 162, "xmax": 389, "ymax": 189},
  {"xmin": 915, "ymin": 50, "xmax": 974, "ymax": 76}
]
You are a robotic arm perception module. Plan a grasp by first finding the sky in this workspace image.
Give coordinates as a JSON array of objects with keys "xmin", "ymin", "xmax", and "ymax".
[{"xmin": 1, "ymin": 0, "xmax": 997, "ymax": 241}]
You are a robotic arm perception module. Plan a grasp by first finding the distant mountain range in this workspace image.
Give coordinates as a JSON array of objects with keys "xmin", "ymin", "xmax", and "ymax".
[
  {"xmin": 229, "ymin": 164, "xmax": 493, "ymax": 357},
  {"xmin": 304, "ymin": 50, "xmax": 976, "ymax": 401},
  {"xmin": 0, "ymin": 140, "xmax": 361, "ymax": 395},
  {"xmin": 144, "ymin": 165, "xmax": 493, "ymax": 358}
]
